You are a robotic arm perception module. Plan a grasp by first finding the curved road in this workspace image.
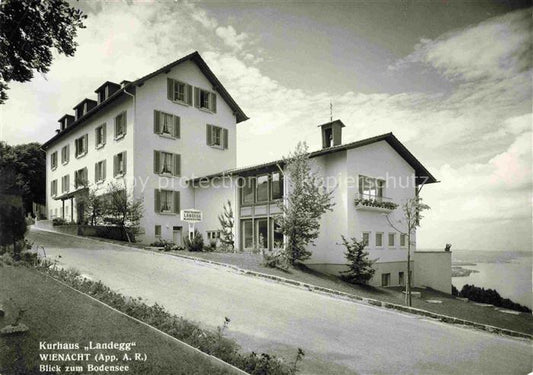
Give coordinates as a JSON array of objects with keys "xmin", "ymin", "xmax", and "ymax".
[{"xmin": 27, "ymin": 228, "xmax": 532, "ymax": 374}]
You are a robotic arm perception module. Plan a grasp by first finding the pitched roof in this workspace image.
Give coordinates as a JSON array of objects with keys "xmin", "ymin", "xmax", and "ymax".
[
  {"xmin": 191, "ymin": 133, "xmax": 438, "ymax": 185},
  {"xmin": 42, "ymin": 51, "xmax": 248, "ymax": 150}
]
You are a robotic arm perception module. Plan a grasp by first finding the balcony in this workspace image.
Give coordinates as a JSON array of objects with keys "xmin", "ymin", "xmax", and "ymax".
[{"xmin": 354, "ymin": 193, "xmax": 398, "ymax": 213}]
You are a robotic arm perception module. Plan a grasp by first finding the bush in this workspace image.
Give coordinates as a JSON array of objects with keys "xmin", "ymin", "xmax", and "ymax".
[
  {"xmin": 339, "ymin": 235, "xmax": 376, "ymax": 285},
  {"xmin": 451, "ymin": 285, "xmax": 459, "ymax": 296},
  {"xmin": 52, "ymin": 217, "xmax": 67, "ymax": 226},
  {"xmin": 208, "ymin": 239, "xmax": 217, "ymax": 251},
  {"xmin": 262, "ymin": 248, "xmax": 288, "ymax": 270},
  {"xmin": 459, "ymin": 284, "xmax": 531, "ymax": 313},
  {"xmin": 184, "ymin": 229, "xmax": 204, "ymax": 252}
]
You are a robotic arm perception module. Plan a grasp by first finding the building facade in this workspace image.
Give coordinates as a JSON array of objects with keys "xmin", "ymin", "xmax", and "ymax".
[{"xmin": 43, "ymin": 52, "xmax": 450, "ymax": 293}]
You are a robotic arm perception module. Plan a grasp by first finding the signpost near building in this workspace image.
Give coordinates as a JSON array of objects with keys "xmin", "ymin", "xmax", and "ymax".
[{"xmin": 181, "ymin": 209, "xmax": 202, "ymax": 240}]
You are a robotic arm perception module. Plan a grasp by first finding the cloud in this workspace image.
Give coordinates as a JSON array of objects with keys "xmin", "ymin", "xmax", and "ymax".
[
  {"xmin": 215, "ymin": 25, "xmax": 249, "ymax": 50},
  {"xmin": 390, "ymin": 9, "xmax": 532, "ymax": 81}
]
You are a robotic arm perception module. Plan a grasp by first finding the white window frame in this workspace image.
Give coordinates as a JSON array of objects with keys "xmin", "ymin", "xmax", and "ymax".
[
  {"xmin": 174, "ymin": 81, "xmax": 186, "ymax": 103},
  {"xmin": 199, "ymin": 89, "xmax": 211, "ymax": 110},
  {"xmin": 160, "ymin": 190, "xmax": 173, "ymax": 213},
  {"xmin": 388, "ymin": 233, "xmax": 396, "ymax": 248},
  {"xmin": 160, "ymin": 152, "xmax": 174, "ymax": 175},
  {"xmin": 400, "ymin": 233, "xmax": 407, "ymax": 248},
  {"xmin": 75, "ymin": 135, "xmax": 87, "ymax": 158},
  {"xmin": 51, "ymin": 152, "xmax": 58, "ymax": 170},
  {"xmin": 61, "ymin": 146, "xmax": 69, "ymax": 165},
  {"xmin": 160, "ymin": 112, "xmax": 174, "ymax": 136},
  {"xmin": 61, "ymin": 175, "xmax": 69, "ymax": 193},
  {"xmin": 211, "ymin": 126, "xmax": 222, "ymax": 147},
  {"xmin": 115, "ymin": 112, "xmax": 126, "ymax": 140},
  {"xmin": 51, "ymin": 180, "xmax": 58, "ymax": 197},
  {"xmin": 95, "ymin": 160, "xmax": 105, "ymax": 183},
  {"xmin": 375, "ymin": 232, "xmax": 384, "ymax": 248},
  {"xmin": 358, "ymin": 175, "xmax": 385, "ymax": 201},
  {"xmin": 116, "ymin": 152, "xmax": 125, "ymax": 176},
  {"xmin": 362, "ymin": 232, "xmax": 371, "ymax": 247},
  {"xmin": 96, "ymin": 124, "xmax": 106, "ymax": 148},
  {"xmin": 155, "ymin": 225, "xmax": 162, "ymax": 239}
]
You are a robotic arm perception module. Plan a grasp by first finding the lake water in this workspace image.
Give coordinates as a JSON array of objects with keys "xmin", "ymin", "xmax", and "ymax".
[{"xmin": 450, "ymin": 250, "xmax": 532, "ymax": 309}]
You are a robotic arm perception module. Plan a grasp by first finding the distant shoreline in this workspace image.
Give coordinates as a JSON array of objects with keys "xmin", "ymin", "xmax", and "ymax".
[{"xmin": 452, "ymin": 266, "xmax": 480, "ymax": 277}]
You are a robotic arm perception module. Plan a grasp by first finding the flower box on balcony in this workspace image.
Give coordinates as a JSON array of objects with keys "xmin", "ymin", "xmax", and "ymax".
[{"xmin": 354, "ymin": 198, "xmax": 398, "ymax": 212}]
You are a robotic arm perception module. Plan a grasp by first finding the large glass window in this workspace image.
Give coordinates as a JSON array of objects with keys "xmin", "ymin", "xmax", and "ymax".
[
  {"xmin": 256, "ymin": 175, "xmax": 269, "ymax": 202},
  {"xmin": 272, "ymin": 221, "xmax": 283, "ymax": 249},
  {"xmin": 271, "ymin": 172, "xmax": 283, "ymax": 200},
  {"xmin": 242, "ymin": 178, "xmax": 254, "ymax": 205},
  {"xmin": 256, "ymin": 219, "xmax": 268, "ymax": 249},
  {"xmin": 242, "ymin": 220, "xmax": 253, "ymax": 249},
  {"xmin": 359, "ymin": 175, "xmax": 385, "ymax": 201}
]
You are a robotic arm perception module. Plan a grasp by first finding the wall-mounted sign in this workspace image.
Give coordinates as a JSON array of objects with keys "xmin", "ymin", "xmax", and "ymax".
[{"xmin": 181, "ymin": 209, "xmax": 202, "ymax": 223}]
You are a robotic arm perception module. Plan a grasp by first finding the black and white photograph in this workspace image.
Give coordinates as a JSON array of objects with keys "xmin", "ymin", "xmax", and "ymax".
[{"xmin": 0, "ymin": 0, "xmax": 531, "ymax": 374}]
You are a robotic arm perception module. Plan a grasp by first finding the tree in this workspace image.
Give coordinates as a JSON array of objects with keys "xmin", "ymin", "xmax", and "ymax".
[
  {"xmin": 0, "ymin": 0, "xmax": 86, "ymax": 103},
  {"xmin": 104, "ymin": 182, "xmax": 143, "ymax": 243},
  {"xmin": 0, "ymin": 165, "xmax": 27, "ymax": 259},
  {"xmin": 339, "ymin": 235, "xmax": 376, "ymax": 285},
  {"xmin": 386, "ymin": 195, "xmax": 430, "ymax": 306},
  {"xmin": 0, "ymin": 142, "xmax": 46, "ymax": 215},
  {"xmin": 77, "ymin": 185, "xmax": 107, "ymax": 226},
  {"xmin": 276, "ymin": 142, "xmax": 335, "ymax": 265},
  {"xmin": 218, "ymin": 200, "xmax": 234, "ymax": 251}
]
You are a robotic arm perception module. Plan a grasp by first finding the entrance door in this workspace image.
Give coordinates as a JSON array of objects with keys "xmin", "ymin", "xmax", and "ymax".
[
  {"xmin": 173, "ymin": 226, "xmax": 182, "ymax": 246},
  {"xmin": 255, "ymin": 218, "xmax": 268, "ymax": 250},
  {"xmin": 241, "ymin": 219, "xmax": 253, "ymax": 250}
]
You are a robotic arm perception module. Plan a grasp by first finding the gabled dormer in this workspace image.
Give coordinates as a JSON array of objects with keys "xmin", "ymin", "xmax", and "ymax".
[
  {"xmin": 73, "ymin": 99, "xmax": 97, "ymax": 120},
  {"xmin": 58, "ymin": 114, "xmax": 75, "ymax": 131},
  {"xmin": 94, "ymin": 81, "xmax": 121, "ymax": 104},
  {"xmin": 319, "ymin": 119, "xmax": 345, "ymax": 148}
]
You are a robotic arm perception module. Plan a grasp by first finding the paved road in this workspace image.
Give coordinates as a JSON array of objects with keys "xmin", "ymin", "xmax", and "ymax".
[{"xmin": 27, "ymin": 228, "xmax": 532, "ymax": 374}]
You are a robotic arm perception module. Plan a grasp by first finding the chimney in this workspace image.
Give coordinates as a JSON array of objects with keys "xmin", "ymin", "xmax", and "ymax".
[{"xmin": 318, "ymin": 119, "xmax": 345, "ymax": 148}]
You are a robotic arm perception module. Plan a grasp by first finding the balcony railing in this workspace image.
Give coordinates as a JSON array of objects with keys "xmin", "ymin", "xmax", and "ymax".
[{"xmin": 354, "ymin": 193, "xmax": 398, "ymax": 211}]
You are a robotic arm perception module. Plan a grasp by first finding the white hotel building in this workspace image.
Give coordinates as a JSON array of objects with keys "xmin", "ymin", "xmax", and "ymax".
[{"xmin": 43, "ymin": 52, "xmax": 451, "ymax": 292}]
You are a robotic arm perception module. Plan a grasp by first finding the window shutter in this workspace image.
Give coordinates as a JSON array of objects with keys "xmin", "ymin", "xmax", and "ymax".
[
  {"xmin": 84, "ymin": 134, "xmax": 88, "ymax": 152},
  {"xmin": 173, "ymin": 191, "xmax": 180, "ymax": 214},
  {"xmin": 173, "ymin": 154, "xmax": 181, "ymax": 176},
  {"xmin": 113, "ymin": 155, "xmax": 118, "ymax": 177},
  {"xmin": 154, "ymin": 189, "xmax": 161, "ymax": 213},
  {"xmin": 114, "ymin": 117, "xmax": 118, "ymax": 138},
  {"xmin": 206, "ymin": 124, "xmax": 212, "ymax": 145},
  {"xmin": 211, "ymin": 93, "xmax": 217, "ymax": 113},
  {"xmin": 103, "ymin": 160, "xmax": 106, "ymax": 180},
  {"xmin": 95, "ymin": 162, "xmax": 98, "ymax": 182},
  {"xmin": 103, "ymin": 124, "xmax": 107, "ymax": 144},
  {"xmin": 154, "ymin": 110, "xmax": 160, "ymax": 134},
  {"xmin": 223, "ymin": 128, "xmax": 228, "ymax": 149},
  {"xmin": 66, "ymin": 175, "xmax": 70, "ymax": 191},
  {"xmin": 123, "ymin": 112, "xmax": 127, "ymax": 135},
  {"xmin": 153, "ymin": 151, "xmax": 160, "ymax": 174},
  {"xmin": 122, "ymin": 151, "xmax": 127, "ymax": 174},
  {"xmin": 194, "ymin": 87, "xmax": 200, "ymax": 108},
  {"xmin": 173, "ymin": 116, "xmax": 180, "ymax": 138},
  {"xmin": 66, "ymin": 145, "xmax": 70, "ymax": 162},
  {"xmin": 167, "ymin": 78, "xmax": 173, "ymax": 101},
  {"xmin": 186, "ymin": 84, "xmax": 193, "ymax": 105}
]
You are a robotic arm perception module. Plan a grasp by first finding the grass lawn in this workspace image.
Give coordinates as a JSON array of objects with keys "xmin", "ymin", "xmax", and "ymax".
[
  {"xmin": 173, "ymin": 251, "xmax": 533, "ymax": 335},
  {"xmin": 0, "ymin": 265, "xmax": 235, "ymax": 375}
]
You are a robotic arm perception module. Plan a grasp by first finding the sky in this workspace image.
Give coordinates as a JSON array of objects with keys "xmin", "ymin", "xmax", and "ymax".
[{"xmin": 0, "ymin": 0, "xmax": 531, "ymax": 252}]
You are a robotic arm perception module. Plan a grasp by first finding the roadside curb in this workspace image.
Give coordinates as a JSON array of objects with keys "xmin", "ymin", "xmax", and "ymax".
[
  {"xmin": 167, "ymin": 252, "xmax": 533, "ymax": 341},
  {"xmin": 36, "ymin": 269, "xmax": 249, "ymax": 375},
  {"xmin": 31, "ymin": 227, "xmax": 532, "ymax": 341}
]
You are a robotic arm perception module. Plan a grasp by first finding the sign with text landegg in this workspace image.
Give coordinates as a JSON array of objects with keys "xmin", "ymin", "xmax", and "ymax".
[{"xmin": 181, "ymin": 209, "xmax": 202, "ymax": 223}]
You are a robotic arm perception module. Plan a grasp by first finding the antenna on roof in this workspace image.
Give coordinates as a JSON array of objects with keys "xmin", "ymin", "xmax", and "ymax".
[{"xmin": 330, "ymin": 101, "xmax": 333, "ymax": 122}]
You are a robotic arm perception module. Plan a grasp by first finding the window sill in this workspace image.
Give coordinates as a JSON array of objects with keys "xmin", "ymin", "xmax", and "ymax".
[
  {"xmin": 114, "ymin": 134, "xmax": 125, "ymax": 141},
  {"xmin": 171, "ymin": 99, "xmax": 190, "ymax": 107},
  {"xmin": 96, "ymin": 143, "xmax": 105, "ymax": 150},
  {"xmin": 199, "ymin": 107, "xmax": 214, "ymax": 114},
  {"xmin": 61, "ymin": 161, "xmax": 69, "ymax": 166},
  {"xmin": 115, "ymin": 172, "xmax": 125, "ymax": 179},
  {"xmin": 158, "ymin": 172, "xmax": 176, "ymax": 178},
  {"xmin": 158, "ymin": 211, "xmax": 176, "ymax": 216},
  {"xmin": 51, "ymin": 166, "xmax": 57, "ymax": 171},
  {"xmin": 75, "ymin": 152, "xmax": 87, "ymax": 159},
  {"xmin": 96, "ymin": 179, "xmax": 105, "ymax": 185},
  {"xmin": 158, "ymin": 133, "xmax": 178, "ymax": 140},
  {"xmin": 209, "ymin": 144, "xmax": 225, "ymax": 150}
]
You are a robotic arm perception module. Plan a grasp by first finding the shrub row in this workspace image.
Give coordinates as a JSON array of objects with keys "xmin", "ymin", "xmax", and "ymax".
[
  {"xmin": 36, "ymin": 260, "xmax": 304, "ymax": 375},
  {"xmin": 453, "ymin": 284, "xmax": 531, "ymax": 313}
]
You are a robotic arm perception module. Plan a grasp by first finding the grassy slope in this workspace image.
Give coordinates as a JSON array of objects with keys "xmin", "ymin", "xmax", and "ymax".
[
  {"xmin": 181, "ymin": 251, "xmax": 533, "ymax": 335},
  {"xmin": 0, "ymin": 265, "xmax": 234, "ymax": 375}
]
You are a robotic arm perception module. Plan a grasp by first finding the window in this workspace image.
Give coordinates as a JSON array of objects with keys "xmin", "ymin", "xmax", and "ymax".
[
  {"xmin": 75, "ymin": 134, "xmax": 88, "ymax": 157},
  {"xmin": 95, "ymin": 160, "xmax": 106, "ymax": 183},
  {"xmin": 400, "ymin": 234, "xmax": 407, "ymax": 247},
  {"xmin": 114, "ymin": 152, "xmax": 127, "ymax": 177},
  {"xmin": 388, "ymin": 233, "xmax": 395, "ymax": 247},
  {"xmin": 381, "ymin": 273, "xmax": 391, "ymax": 287},
  {"xmin": 375, "ymin": 232, "xmax": 383, "ymax": 248},
  {"xmin": 167, "ymin": 79, "xmax": 192, "ymax": 105},
  {"xmin": 399, "ymin": 272, "xmax": 405, "ymax": 286},
  {"xmin": 95, "ymin": 124, "xmax": 106, "ymax": 148},
  {"xmin": 154, "ymin": 189, "xmax": 180, "ymax": 214},
  {"xmin": 272, "ymin": 221, "xmax": 283, "ymax": 249},
  {"xmin": 242, "ymin": 219, "xmax": 253, "ymax": 249},
  {"xmin": 74, "ymin": 168, "xmax": 88, "ymax": 189},
  {"xmin": 61, "ymin": 175, "xmax": 70, "ymax": 193},
  {"xmin": 114, "ymin": 111, "xmax": 127, "ymax": 139},
  {"xmin": 241, "ymin": 178, "xmax": 255, "ymax": 205},
  {"xmin": 195, "ymin": 87, "xmax": 217, "ymax": 112},
  {"xmin": 206, "ymin": 124, "xmax": 228, "ymax": 149},
  {"xmin": 362, "ymin": 232, "xmax": 370, "ymax": 246},
  {"xmin": 271, "ymin": 172, "xmax": 283, "ymax": 200},
  {"xmin": 51, "ymin": 180, "xmax": 58, "ymax": 197},
  {"xmin": 256, "ymin": 175, "xmax": 269, "ymax": 202},
  {"xmin": 153, "ymin": 151, "xmax": 180, "ymax": 176},
  {"xmin": 155, "ymin": 225, "xmax": 161, "ymax": 239},
  {"xmin": 61, "ymin": 145, "xmax": 69, "ymax": 165},
  {"xmin": 154, "ymin": 111, "xmax": 180, "ymax": 138},
  {"xmin": 51, "ymin": 152, "xmax": 58, "ymax": 170},
  {"xmin": 256, "ymin": 218, "xmax": 268, "ymax": 249},
  {"xmin": 207, "ymin": 231, "xmax": 221, "ymax": 240},
  {"xmin": 358, "ymin": 175, "xmax": 385, "ymax": 201}
]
